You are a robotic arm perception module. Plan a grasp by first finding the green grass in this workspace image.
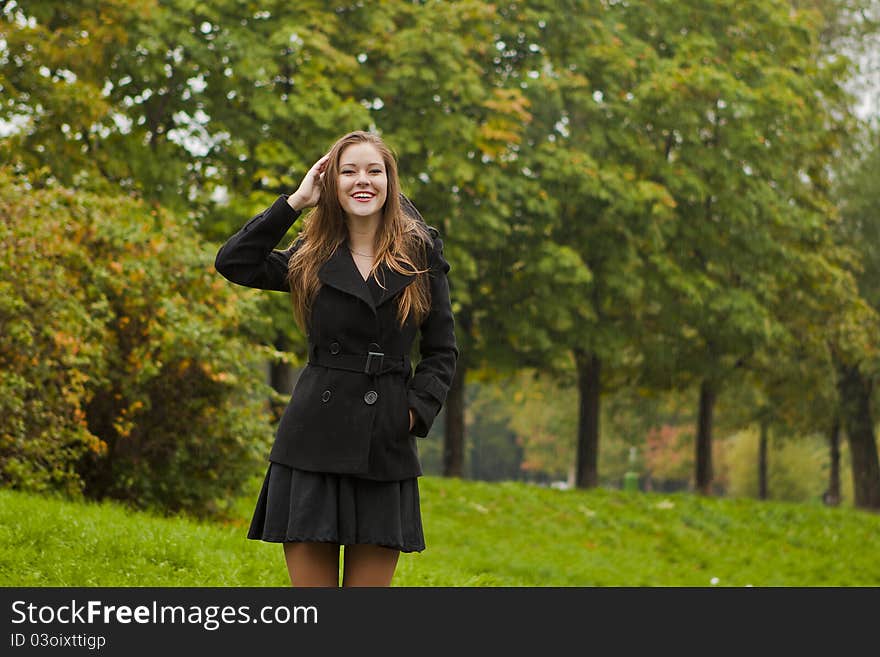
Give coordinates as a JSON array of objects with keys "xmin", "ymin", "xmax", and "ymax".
[{"xmin": 1, "ymin": 477, "xmax": 878, "ymax": 586}]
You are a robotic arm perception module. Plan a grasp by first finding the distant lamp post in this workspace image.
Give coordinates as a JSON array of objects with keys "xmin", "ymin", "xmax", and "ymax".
[{"xmin": 623, "ymin": 446, "xmax": 640, "ymax": 492}]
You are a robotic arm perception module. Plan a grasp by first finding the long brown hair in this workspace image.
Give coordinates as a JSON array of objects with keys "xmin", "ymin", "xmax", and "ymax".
[{"xmin": 286, "ymin": 131, "xmax": 433, "ymax": 332}]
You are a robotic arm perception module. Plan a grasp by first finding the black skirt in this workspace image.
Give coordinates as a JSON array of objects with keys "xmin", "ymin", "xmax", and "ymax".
[{"xmin": 247, "ymin": 461, "xmax": 426, "ymax": 553}]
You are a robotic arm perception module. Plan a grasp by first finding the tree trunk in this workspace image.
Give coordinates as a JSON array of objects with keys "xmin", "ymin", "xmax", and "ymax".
[
  {"xmin": 470, "ymin": 426, "xmax": 480, "ymax": 480},
  {"xmin": 758, "ymin": 419, "xmax": 768, "ymax": 500},
  {"xmin": 695, "ymin": 379, "xmax": 716, "ymax": 495},
  {"xmin": 268, "ymin": 333, "xmax": 297, "ymax": 424},
  {"xmin": 574, "ymin": 348, "xmax": 601, "ymax": 489},
  {"xmin": 825, "ymin": 413, "xmax": 841, "ymax": 507},
  {"xmin": 836, "ymin": 362, "xmax": 880, "ymax": 510},
  {"xmin": 443, "ymin": 354, "xmax": 466, "ymax": 478},
  {"xmin": 270, "ymin": 334, "xmax": 296, "ymax": 394}
]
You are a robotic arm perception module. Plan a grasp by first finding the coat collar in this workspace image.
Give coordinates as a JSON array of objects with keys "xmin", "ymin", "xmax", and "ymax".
[{"xmin": 317, "ymin": 243, "xmax": 416, "ymax": 315}]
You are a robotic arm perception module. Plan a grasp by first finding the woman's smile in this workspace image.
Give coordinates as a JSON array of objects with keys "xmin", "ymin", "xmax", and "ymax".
[{"xmin": 337, "ymin": 142, "xmax": 388, "ymax": 219}]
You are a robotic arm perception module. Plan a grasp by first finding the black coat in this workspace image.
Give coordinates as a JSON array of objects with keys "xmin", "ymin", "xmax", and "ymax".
[{"xmin": 214, "ymin": 193, "xmax": 458, "ymax": 480}]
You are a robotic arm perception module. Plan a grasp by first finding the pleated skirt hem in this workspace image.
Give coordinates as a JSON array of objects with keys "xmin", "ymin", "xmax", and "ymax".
[{"xmin": 247, "ymin": 460, "xmax": 426, "ymax": 554}]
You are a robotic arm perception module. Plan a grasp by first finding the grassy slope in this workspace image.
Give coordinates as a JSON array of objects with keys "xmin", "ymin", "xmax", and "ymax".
[{"xmin": 1, "ymin": 476, "xmax": 878, "ymax": 587}]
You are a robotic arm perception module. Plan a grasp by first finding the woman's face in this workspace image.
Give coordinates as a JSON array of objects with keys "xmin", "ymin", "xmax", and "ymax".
[{"xmin": 336, "ymin": 142, "xmax": 388, "ymax": 221}]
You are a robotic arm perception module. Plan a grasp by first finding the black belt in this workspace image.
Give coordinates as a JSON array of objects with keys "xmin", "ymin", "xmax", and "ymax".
[{"xmin": 309, "ymin": 345, "xmax": 410, "ymax": 376}]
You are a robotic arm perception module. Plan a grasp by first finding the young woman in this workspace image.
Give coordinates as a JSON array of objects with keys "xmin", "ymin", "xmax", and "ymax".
[{"xmin": 214, "ymin": 131, "xmax": 458, "ymax": 587}]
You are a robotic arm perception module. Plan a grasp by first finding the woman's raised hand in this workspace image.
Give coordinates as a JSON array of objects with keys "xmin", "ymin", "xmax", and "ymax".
[{"xmin": 287, "ymin": 154, "xmax": 331, "ymax": 211}]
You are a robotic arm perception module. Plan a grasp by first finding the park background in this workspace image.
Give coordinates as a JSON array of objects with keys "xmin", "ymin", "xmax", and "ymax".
[{"xmin": 1, "ymin": 0, "xmax": 879, "ymax": 585}]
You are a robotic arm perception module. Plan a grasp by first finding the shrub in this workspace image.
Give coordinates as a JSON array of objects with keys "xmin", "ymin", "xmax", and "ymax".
[
  {"xmin": 0, "ymin": 169, "xmax": 286, "ymax": 518},
  {"xmin": 724, "ymin": 426, "xmax": 854, "ymax": 504}
]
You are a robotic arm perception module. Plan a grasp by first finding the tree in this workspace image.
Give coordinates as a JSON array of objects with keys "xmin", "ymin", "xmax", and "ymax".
[
  {"xmin": 832, "ymin": 129, "xmax": 880, "ymax": 509},
  {"xmin": 468, "ymin": 1, "xmax": 680, "ymax": 489},
  {"xmin": 621, "ymin": 0, "xmax": 859, "ymax": 494}
]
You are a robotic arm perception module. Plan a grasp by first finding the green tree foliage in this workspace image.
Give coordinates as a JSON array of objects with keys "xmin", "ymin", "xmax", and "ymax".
[
  {"xmin": 0, "ymin": 1, "xmax": 145, "ymax": 189},
  {"xmin": 835, "ymin": 128, "xmax": 880, "ymax": 343},
  {"xmin": 831, "ymin": 127, "xmax": 880, "ymax": 508},
  {"xmin": 489, "ymin": 369, "xmax": 578, "ymax": 482},
  {"xmin": 1, "ymin": 1, "xmax": 367, "ymax": 215},
  {"xmin": 0, "ymin": 169, "xmax": 279, "ymax": 517}
]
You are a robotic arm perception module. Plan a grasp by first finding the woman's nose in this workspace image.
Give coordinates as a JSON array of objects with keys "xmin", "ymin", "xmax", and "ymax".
[{"xmin": 356, "ymin": 170, "xmax": 369, "ymax": 184}]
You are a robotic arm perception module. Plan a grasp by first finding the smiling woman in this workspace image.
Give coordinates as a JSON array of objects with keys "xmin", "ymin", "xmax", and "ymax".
[
  {"xmin": 336, "ymin": 143, "xmax": 388, "ymax": 218},
  {"xmin": 214, "ymin": 130, "xmax": 459, "ymax": 588}
]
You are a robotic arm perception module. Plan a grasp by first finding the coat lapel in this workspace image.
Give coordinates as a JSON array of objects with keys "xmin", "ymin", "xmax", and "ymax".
[
  {"xmin": 374, "ymin": 262, "xmax": 417, "ymax": 308},
  {"xmin": 318, "ymin": 244, "xmax": 415, "ymax": 315},
  {"xmin": 317, "ymin": 245, "xmax": 374, "ymax": 313}
]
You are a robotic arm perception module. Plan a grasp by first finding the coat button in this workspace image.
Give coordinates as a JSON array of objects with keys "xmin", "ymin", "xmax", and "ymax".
[
  {"xmin": 321, "ymin": 390, "xmax": 331, "ymax": 402},
  {"xmin": 364, "ymin": 390, "xmax": 378, "ymax": 405},
  {"xmin": 330, "ymin": 342, "xmax": 340, "ymax": 354}
]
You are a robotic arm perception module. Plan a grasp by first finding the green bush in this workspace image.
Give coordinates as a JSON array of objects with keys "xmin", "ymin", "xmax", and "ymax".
[
  {"xmin": 0, "ymin": 168, "xmax": 285, "ymax": 518},
  {"xmin": 724, "ymin": 427, "xmax": 854, "ymax": 504}
]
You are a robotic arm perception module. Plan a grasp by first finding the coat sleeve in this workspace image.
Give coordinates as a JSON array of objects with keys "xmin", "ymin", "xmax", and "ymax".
[
  {"xmin": 406, "ymin": 232, "xmax": 459, "ymax": 437},
  {"xmin": 214, "ymin": 194, "xmax": 302, "ymax": 292}
]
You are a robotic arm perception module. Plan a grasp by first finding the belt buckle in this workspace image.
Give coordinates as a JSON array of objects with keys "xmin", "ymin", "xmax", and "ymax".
[{"xmin": 365, "ymin": 351, "xmax": 384, "ymax": 375}]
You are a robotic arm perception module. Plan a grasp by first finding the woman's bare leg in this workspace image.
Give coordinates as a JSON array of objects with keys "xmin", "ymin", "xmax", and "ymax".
[
  {"xmin": 283, "ymin": 542, "xmax": 340, "ymax": 587},
  {"xmin": 341, "ymin": 544, "xmax": 400, "ymax": 587}
]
